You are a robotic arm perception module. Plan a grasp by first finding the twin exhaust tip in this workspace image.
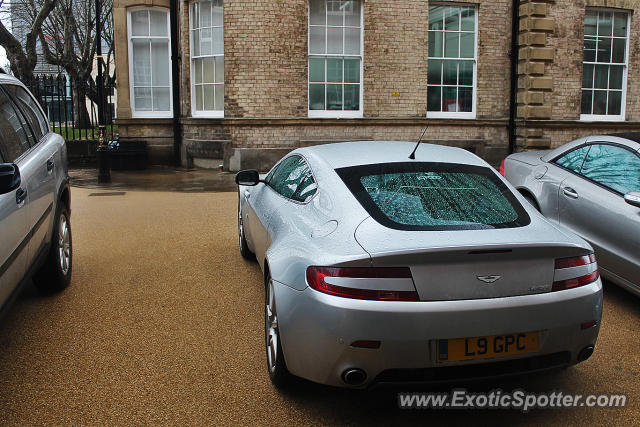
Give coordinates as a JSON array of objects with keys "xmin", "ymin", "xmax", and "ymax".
[
  {"xmin": 342, "ymin": 368, "xmax": 367, "ymax": 386},
  {"xmin": 578, "ymin": 346, "xmax": 594, "ymax": 362}
]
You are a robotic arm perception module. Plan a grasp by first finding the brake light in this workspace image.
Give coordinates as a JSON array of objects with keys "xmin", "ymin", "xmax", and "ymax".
[
  {"xmin": 499, "ymin": 159, "xmax": 506, "ymax": 176},
  {"xmin": 552, "ymin": 254, "xmax": 599, "ymax": 291},
  {"xmin": 306, "ymin": 266, "xmax": 419, "ymax": 301}
]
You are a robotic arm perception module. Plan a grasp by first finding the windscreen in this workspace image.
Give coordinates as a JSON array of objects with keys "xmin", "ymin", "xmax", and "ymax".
[{"xmin": 336, "ymin": 162, "xmax": 530, "ymax": 231}]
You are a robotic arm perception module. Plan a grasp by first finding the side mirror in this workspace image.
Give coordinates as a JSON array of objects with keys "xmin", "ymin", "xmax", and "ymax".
[
  {"xmin": 235, "ymin": 169, "xmax": 260, "ymax": 186},
  {"xmin": 624, "ymin": 191, "xmax": 640, "ymax": 208},
  {"xmin": 0, "ymin": 163, "xmax": 21, "ymax": 195}
]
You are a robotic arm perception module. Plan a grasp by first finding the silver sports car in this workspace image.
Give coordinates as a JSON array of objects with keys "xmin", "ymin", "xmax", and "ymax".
[
  {"xmin": 502, "ymin": 134, "xmax": 640, "ymax": 297},
  {"xmin": 236, "ymin": 141, "xmax": 602, "ymax": 388}
]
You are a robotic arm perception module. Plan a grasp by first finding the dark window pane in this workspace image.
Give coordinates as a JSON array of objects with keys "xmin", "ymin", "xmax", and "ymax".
[
  {"xmin": 583, "ymin": 36, "xmax": 596, "ymax": 62},
  {"xmin": 309, "ymin": 84, "xmax": 325, "ymax": 110},
  {"xmin": 344, "ymin": 59, "xmax": 360, "ymax": 83},
  {"xmin": 460, "ymin": 33, "xmax": 474, "ymax": 58},
  {"xmin": 309, "ymin": 58, "xmax": 325, "ymax": 82},
  {"xmin": 428, "ymin": 31, "xmax": 443, "ymax": 57},
  {"xmin": 344, "ymin": 84, "xmax": 359, "ymax": 110},
  {"xmin": 555, "ymin": 145, "xmax": 591, "ymax": 173},
  {"xmin": 428, "ymin": 59, "xmax": 442, "ymax": 85},
  {"xmin": 0, "ymin": 88, "xmax": 31, "ymax": 161},
  {"xmin": 327, "ymin": 0, "xmax": 342, "ymax": 26},
  {"xmin": 594, "ymin": 64, "xmax": 608, "ymax": 89},
  {"xmin": 461, "ymin": 7, "xmax": 475, "ymax": 31},
  {"xmin": 327, "ymin": 27, "xmax": 343, "ymax": 54},
  {"xmin": 593, "ymin": 90, "xmax": 607, "ymax": 115},
  {"xmin": 443, "ymin": 60, "xmax": 457, "ymax": 85},
  {"xmin": 612, "ymin": 38, "xmax": 626, "ymax": 63},
  {"xmin": 581, "ymin": 90, "xmax": 593, "ymax": 114},
  {"xmin": 608, "ymin": 90, "xmax": 622, "ymax": 115},
  {"xmin": 444, "ymin": 7, "xmax": 459, "ymax": 30},
  {"xmin": 585, "ymin": 12, "xmax": 597, "ymax": 36},
  {"xmin": 459, "ymin": 60, "xmax": 473, "ymax": 86},
  {"xmin": 427, "ymin": 86, "xmax": 441, "ymax": 112},
  {"xmin": 445, "ymin": 32, "xmax": 459, "ymax": 57},
  {"xmin": 609, "ymin": 65, "xmax": 623, "ymax": 89},
  {"xmin": 459, "ymin": 87, "xmax": 472, "ymax": 112},
  {"xmin": 270, "ymin": 156, "xmax": 308, "ymax": 199},
  {"xmin": 581, "ymin": 144, "xmax": 640, "ymax": 194},
  {"xmin": 443, "ymin": 86, "xmax": 457, "ymax": 112},
  {"xmin": 598, "ymin": 12, "xmax": 613, "ymax": 36},
  {"xmin": 613, "ymin": 12, "xmax": 627, "ymax": 37},
  {"xmin": 596, "ymin": 37, "xmax": 611, "ymax": 63},
  {"xmin": 5, "ymin": 84, "xmax": 48, "ymax": 142},
  {"xmin": 326, "ymin": 58, "xmax": 343, "ymax": 83},
  {"xmin": 582, "ymin": 63, "xmax": 594, "ymax": 88},
  {"xmin": 327, "ymin": 84, "xmax": 342, "ymax": 110},
  {"xmin": 429, "ymin": 6, "xmax": 444, "ymax": 30}
]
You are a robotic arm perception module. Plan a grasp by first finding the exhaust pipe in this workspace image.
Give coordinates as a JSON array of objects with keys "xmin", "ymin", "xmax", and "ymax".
[
  {"xmin": 342, "ymin": 368, "xmax": 367, "ymax": 386},
  {"xmin": 578, "ymin": 346, "xmax": 594, "ymax": 362}
]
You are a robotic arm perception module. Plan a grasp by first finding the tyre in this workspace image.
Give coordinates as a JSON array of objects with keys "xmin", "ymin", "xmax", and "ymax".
[
  {"xmin": 238, "ymin": 196, "xmax": 254, "ymax": 260},
  {"xmin": 34, "ymin": 204, "xmax": 72, "ymax": 292},
  {"xmin": 265, "ymin": 273, "xmax": 291, "ymax": 388}
]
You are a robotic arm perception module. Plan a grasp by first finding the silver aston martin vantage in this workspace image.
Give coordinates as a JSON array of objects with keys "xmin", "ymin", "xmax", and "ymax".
[{"xmin": 236, "ymin": 141, "xmax": 602, "ymax": 389}]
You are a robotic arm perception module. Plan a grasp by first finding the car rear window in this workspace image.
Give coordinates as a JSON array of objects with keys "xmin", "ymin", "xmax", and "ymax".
[{"xmin": 336, "ymin": 162, "xmax": 530, "ymax": 231}]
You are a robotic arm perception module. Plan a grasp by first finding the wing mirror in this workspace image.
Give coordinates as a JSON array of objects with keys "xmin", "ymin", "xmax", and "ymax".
[
  {"xmin": 0, "ymin": 163, "xmax": 21, "ymax": 195},
  {"xmin": 235, "ymin": 169, "xmax": 261, "ymax": 186},
  {"xmin": 624, "ymin": 191, "xmax": 640, "ymax": 208}
]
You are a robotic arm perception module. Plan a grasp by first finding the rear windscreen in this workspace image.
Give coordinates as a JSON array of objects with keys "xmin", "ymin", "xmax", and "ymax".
[{"xmin": 336, "ymin": 162, "xmax": 530, "ymax": 231}]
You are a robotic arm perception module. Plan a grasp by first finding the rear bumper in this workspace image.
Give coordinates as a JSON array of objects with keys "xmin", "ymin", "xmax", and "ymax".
[{"xmin": 274, "ymin": 279, "xmax": 603, "ymax": 388}]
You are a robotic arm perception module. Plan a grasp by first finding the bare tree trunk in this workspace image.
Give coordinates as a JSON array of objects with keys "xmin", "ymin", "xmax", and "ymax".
[{"xmin": 72, "ymin": 83, "xmax": 91, "ymax": 129}]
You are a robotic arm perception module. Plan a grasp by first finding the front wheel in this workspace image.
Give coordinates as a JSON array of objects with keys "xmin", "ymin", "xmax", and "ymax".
[
  {"xmin": 265, "ymin": 274, "xmax": 290, "ymax": 387},
  {"xmin": 34, "ymin": 204, "xmax": 72, "ymax": 292}
]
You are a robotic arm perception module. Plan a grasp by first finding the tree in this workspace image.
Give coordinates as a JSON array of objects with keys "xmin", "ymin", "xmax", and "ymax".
[
  {"xmin": 0, "ymin": 0, "xmax": 56, "ymax": 81},
  {"xmin": 39, "ymin": 0, "xmax": 114, "ymax": 128}
]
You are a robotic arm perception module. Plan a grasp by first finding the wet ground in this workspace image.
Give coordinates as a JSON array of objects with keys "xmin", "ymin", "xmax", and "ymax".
[
  {"xmin": 69, "ymin": 166, "xmax": 238, "ymax": 193},
  {"xmin": 0, "ymin": 185, "xmax": 638, "ymax": 425}
]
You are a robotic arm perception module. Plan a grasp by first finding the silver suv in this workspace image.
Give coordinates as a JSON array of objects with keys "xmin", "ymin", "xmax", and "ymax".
[{"xmin": 0, "ymin": 72, "xmax": 72, "ymax": 315}]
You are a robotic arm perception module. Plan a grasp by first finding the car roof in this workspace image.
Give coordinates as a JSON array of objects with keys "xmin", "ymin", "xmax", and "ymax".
[
  {"xmin": 296, "ymin": 141, "xmax": 487, "ymax": 169},
  {"xmin": 541, "ymin": 134, "xmax": 640, "ymax": 161},
  {"xmin": 0, "ymin": 73, "xmax": 26, "ymax": 87}
]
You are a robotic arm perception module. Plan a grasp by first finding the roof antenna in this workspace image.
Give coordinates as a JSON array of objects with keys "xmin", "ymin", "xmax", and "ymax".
[{"xmin": 409, "ymin": 126, "xmax": 428, "ymax": 159}]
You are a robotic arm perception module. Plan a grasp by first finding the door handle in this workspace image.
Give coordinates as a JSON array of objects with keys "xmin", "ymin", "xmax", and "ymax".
[
  {"xmin": 46, "ymin": 159, "xmax": 54, "ymax": 172},
  {"xmin": 16, "ymin": 188, "xmax": 27, "ymax": 205},
  {"xmin": 563, "ymin": 187, "xmax": 579, "ymax": 199}
]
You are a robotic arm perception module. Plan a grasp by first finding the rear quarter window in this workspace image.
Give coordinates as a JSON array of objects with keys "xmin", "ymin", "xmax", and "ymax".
[{"xmin": 336, "ymin": 162, "xmax": 530, "ymax": 231}]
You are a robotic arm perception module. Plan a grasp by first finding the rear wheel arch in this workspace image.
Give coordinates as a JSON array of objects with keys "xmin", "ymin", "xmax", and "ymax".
[{"xmin": 518, "ymin": 189, "xmax": 540, "ymax": 211}]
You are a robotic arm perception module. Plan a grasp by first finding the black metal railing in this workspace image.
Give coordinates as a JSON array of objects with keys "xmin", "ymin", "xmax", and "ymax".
[{"xmin": 26, "ymin": 74, "xmax": 117, "ymax": 143}]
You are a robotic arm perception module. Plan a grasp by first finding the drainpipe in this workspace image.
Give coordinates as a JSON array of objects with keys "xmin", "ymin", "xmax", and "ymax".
[
  {"xmin": 170, "ymin": 0, "xmax": 182, "ymax": 166},
  {"xmin": 508, "ymin": 0, "xmax": 520, "ymax": 154}
]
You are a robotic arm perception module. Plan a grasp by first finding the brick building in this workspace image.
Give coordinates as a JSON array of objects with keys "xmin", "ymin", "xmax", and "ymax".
[{"xmin": 113, "ymin": 0, "xmax": 640, "ymax": 171}]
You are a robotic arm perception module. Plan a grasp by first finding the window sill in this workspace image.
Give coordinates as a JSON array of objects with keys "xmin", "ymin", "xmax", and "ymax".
[
  {"xmin": 427, "ymin": 112, "xmax": 476, "ymax": 120},
  {"xmin": 192, "ymin": 111, "xmax": 224, "ymax": 119},
  {"xmin": 308, "ymin": 110, "xmax": 363, "ymax": 119},
  {"xmin": 579, "ymin": 114, "xmax": 625, "ymax": 122},
  {"xmin": 131, "ymin": 111, "xmax": 173, "ymax": 119}
]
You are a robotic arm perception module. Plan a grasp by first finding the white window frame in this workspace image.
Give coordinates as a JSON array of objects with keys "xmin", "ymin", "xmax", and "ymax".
[
  {"xmin": 308, "ymin": 0, "xmax": 364, "ymax": 119},
  {"xmin": 426, "ymin": 3, "xmax": 477, "ymax": 120},
  {"xmin": 127, "ymin": 7, "xmax": 173, "ymax": 119},
  {"xmin": 580, "ymin": 8, "xmax": 630, "ymax": 122},
  {"xmin": 190, "ymin": 0, "xmax": 224, "ymax": 118}
]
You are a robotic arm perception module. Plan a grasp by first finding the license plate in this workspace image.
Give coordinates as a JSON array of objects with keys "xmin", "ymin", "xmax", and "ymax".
[{"xmin": 436, "ymin": 332, "xmax": 539, "ymax": 363}]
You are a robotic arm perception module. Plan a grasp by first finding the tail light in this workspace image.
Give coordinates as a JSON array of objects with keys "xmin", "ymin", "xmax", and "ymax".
[
  {"xmin": 306, "ymin": 266, "xmax": 419, "ymax": 301},
  {"xmin": 552, "ymin": 254, "xmax": 599, "ymax": 291},
  {"xmin": 499, "ymin": 159, "xmax": 506, "ymax": 176}
]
